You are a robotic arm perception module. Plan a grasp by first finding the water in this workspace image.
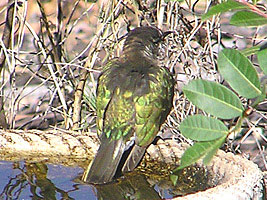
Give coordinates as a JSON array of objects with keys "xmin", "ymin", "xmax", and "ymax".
[
  {"xmin": 0, "ymin": 161, "xmax": 96, "ymax": 199},
  {"xmin": 0, "ymin": 160, "xmax": 211, "ymax": 200}
]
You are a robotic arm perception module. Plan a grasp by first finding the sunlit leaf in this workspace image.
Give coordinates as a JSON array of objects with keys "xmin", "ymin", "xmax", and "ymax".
[
  {"xmin": 174, "ymin": 137, "xmax": 226, "ymax": 171},
  {"xmin": 241, "ymin": 46, "xmax": 260, "ymax": 56},
  {"xmin": 183, "ymin": 79, "xmax": 244, "ymax": 119},
  {"xmin": 251, "ymin": 84, "xmax": 267, "ymax": 108},
  {"xmin": 218, "ymin": 49, "xmax": 261, "ymax": 98},
  {"xmin": 252, "ymin": 0, "xmax": 260, "ymax": 4},
  {"xmin": 170, "ymin": 174, "xmax": 179, "ymax": 186},
  {"xmin": 257, "ymin": 48, "xmax": 267, "ymax": 75},
  {"xmin": 230, "ymin": 11, "xmax": 267, "ymax": 27},
  {"xmin": 202, "ymin": 0, "xmax": 247, "ymax": 20},
  {"xmin": 179, "ymin": 115, "xmax": 228, "ymax": 141},
  {"xmin": 203, "ymin": 135, "xmax": 227, "ymax": 164}
]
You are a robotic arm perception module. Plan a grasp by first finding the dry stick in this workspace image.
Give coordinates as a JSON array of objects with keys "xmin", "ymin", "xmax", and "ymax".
[
  {"xmin": 157, "ymin": 0, "xmax": 165, "ymax": 29},
  {"xmin": 0, "ymin": 2, "xmax": 13, "ymax": 70},
  {"xmin": 36, "ymin": 0, "xmax": 69, "ymax": 128},
  {"xmin": 0, "ymin": 0, "xmax": 17, "ymax": 129},
  {"xmin": 10, "ymin": 1, "xmax": 31, "ymax": 129},
  {"xmin": 72, "ymin": 67, "xmax": 89, "ymax": 130},
  {"xmin": 237, "ymin": 0, "xmax": 267, "ymax": 18},
  {"xmin": 72, "ymin": 0, "xmax": 124, "ymax": 131},
  {"xmin": 63, "ymin": 0, "xmax": 81, "ymax": 40}
]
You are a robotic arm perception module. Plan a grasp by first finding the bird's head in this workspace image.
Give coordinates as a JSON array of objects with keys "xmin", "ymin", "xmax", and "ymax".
[{"xmin": 122, "ymin": 26, "xmax": 173, "ymax": 60}]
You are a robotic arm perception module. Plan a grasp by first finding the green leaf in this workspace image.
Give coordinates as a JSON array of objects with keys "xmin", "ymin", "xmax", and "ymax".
[
  {"xmin": 230, "ymin": 11, "xmax": 267, "ymax": 27},
  {"xmin": 252, "ymin": 0, "xmax": 260, "ymax": 4},
  {"xmin": 241, "ymin": 46, "xmax": 261, "ymax": 56},
  {"xmin": 251, "ymin": 83, "xmax": 267, "ymax": 108},
  {"xmin": 174, "ymin": 136, "xmax": 227, "ymax": 171},
  {"xmin": 218, "ymin": 49, "xmax": 261, "ymax": 98},
  {"xmin": 170, "ymin": 174, "xmax": 179, "ymax": 186},
  {"xmin": 203, "ymin": 136, "xmax": 226, "ymax": 164},
  {"xmin": 179, "ymin": 115, "xmax": 228, "ymax": 141},
  {"xmin": 202, "ymin": 0, "xmax": 247, "ymax": 20},
  {"xmin": 257, "ymin": 48, "xmax": 267, "ymax": 75},
  {"xmin": 183, "ymin": 79, "xmax": 244, "ymax": 119}
]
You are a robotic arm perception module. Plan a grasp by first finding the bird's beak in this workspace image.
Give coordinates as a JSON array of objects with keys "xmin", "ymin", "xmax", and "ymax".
[{"xmin": 162, "ymin": 31, "xmax": 174, "ymax": 39}]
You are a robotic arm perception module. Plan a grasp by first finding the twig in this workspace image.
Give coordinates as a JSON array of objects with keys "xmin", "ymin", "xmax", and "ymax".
[
  {"xmin": 36, "ymin": 0, "xmax": 69, "ymax": 127},
  {"xmin": 0, "ymin": 0, "xmax": 17, "ymax": 129},
  {"xmin": 72, "ymin": 0, "xmax": 124, "ymax": 130},
  {"xmin": 237, "ymin": 0, "xmax": 267, "ymax": 18}
]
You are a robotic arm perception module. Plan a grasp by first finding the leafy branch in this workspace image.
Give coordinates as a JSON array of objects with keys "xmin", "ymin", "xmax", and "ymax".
[{"xmin": 171, "ymin": 0, "xmax": 267, "ymax": 185}]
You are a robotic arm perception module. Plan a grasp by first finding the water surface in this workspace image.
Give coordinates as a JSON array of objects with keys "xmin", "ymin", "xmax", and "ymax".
[{"xmin": 0, "ymin": 160, "xmax": 211, "ymax": 199}]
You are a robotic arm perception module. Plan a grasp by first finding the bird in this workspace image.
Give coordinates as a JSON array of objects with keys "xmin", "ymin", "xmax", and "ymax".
[{"xmin": 85, "ymin": 26, "xmax": 175, "ymax": 184}]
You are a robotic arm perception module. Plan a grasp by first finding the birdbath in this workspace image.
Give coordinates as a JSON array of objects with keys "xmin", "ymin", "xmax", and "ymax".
[
  {"xmin": 0, "ymin": 130, "xmax": 265, "ymax": 199},
  {"xmin": 139, "ymin": 139, "xmax": 265, "ymax": 200}
]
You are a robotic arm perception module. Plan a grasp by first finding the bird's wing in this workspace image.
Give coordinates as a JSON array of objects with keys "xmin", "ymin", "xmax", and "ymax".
[
  {"xmin": 86, "ymin": 88, "xmax": 136, "ymax": 184},
  {"xmin": 135, "ymin": 66, "xmax": 174, "ymax": 146},
  {"xmin": 102, "ymin": 86, "xmax": 136, "ymax": 140},
  {"xmin": 122, "ymin": 66, "xmax": 174, "ymax": 172},
  {"xmin": 95, "ymin": 59, "xmax": 122, "ymax": 136},
  {"xmin": 86, "ymin": 63, "xmax": 136, "ymax": 184}
]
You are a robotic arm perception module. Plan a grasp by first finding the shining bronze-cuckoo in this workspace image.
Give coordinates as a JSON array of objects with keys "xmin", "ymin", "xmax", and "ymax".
[{"xmin": 85, "ymin": 26, "xmax": 175, "ymax": 184}]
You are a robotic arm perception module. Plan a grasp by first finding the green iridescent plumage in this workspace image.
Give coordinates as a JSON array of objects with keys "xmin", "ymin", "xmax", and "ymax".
[{"xmin": 86, "ymin": 26, "xmax": 175, "ymax": 184}]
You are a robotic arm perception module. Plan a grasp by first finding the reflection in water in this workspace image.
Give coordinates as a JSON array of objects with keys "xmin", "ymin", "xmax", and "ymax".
[
  {"xmin": 0, "ymin": 162, "xmax": 79, "ymax": 200},
  {"xmin": 94, "ymin": 173, "xmax": 161, "ymax": 200},
  {"xmin": 93, "ymin": 164, "xmax": 211, "ymax": 200},
  {"xmin": 0, "ymin": 161, "xmax": 211, "ymax": 200}
]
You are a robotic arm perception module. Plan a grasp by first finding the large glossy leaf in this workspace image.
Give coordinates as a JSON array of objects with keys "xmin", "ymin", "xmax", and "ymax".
[
  {"xmin": 218, "ymin": 49, "xmax": 261, "ymax": 98},
  {"xmin": 230, "ymin": 11, "xmax": 267, "ymax": 27},
  {"xmin": 174, "ymin": 136, "xmax": 227, "ymax": 171},
  {"xmin": 179, "ymin": 115, "xmax": 228, "ymax": 141},
  {"xmin": 202, "ymin": 0, "xmax": 247, "ymax": 20},
  {"xmin": 257, "ymin": 48, "xmax": 267, "ymax": 75},
  {"xmin": 183, "ymin": 79, "xmax": 244, "ymax": 119}
]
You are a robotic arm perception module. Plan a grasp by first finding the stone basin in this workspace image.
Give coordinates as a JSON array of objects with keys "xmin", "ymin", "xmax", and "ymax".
[{"xmin": 0, "ymin": 130, "xmax": 265, "ymax": 199}]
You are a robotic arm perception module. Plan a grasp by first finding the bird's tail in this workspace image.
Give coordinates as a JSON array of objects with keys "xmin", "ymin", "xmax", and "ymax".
[
  {"xmin": 121, "ymin": 145, "xmax": 146, "ymax": 173},
  {"xmin": 83, "ymin": 135, "xmax": 147, "ymax": 184},
  {"xmin": 83, "ymin": 136, "xmax": 125, "ymax": 184}
]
